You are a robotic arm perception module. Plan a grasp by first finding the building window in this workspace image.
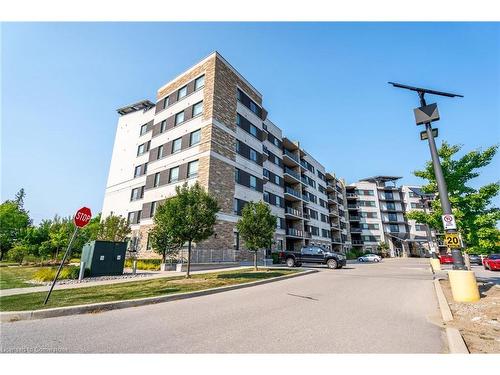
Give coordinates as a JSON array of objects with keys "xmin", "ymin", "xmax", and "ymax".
[
  {"xmin": 192, "ymin": 101, "xmax": 203, "ymax": 117},
  {"xmin": 172, "ymin": 137, "xmax": 182, "ymax": 153},
  {"xmin": 134, "ymin": 165, "xmax": 142, "ymax": 177},
  {"xmin": 249, "ymin": 124, "xmax": 258, "ymax": 138},
  {"xmin": 160, "ymin": 120, "xmax": 167, "ymax": 133},
  {"xmin": 249, "ymin": 148, "xmax": 258, "ymax": 162},
  {"xmin": 235, "ymin": 140, "xmax": 240, "ymax": 153},
  {"xmin": 415, "ymin": 224, "xmax": 427, "ymax": 231},
  {"xmin": 150, "ymin": 201, "xmax": 157, "ymax": 217},
  {"xmin": 137, "ymin": 143, "xmax": 146, "ymax": 156},
  {"xmin": 274, "ymin": 175, "xmax": 280, "ymax": 185},
  {"xmin": 263, "ymin": 191, "xmax": 270, "ymax": 203},
  {"xmin": 175, "ymin": 111, "xmax": 185, "ymax": 125},
  {"xmin": 195, "ymin": 75, "xmax": 205, "ymax": 90},
  {"xmin": 127, "ymin": 211, "xmax": 136, "ymax": 224},
  {"xmin": 153, "ymin": 172, "xmax": 160, "ymax": 188},
  {"xmin": 130, "ymin": 187, "xmax": 144, "ymax": 201},
  {"xmin": 178, "ymin": 85, "xmax": 187, "ymax": 100},
  {"xmin": 188, "ymin": 160, "xmax": 199, "ymax": 177},
  {"xmin": 163, "ymin": 96, "xmax": 169, "ymax": 108},
  {"xmin": 140, "ymin": 124, "xmax": 148, "ymax": 135},
  {"xmin": 249, "ymin": 175, "xmax": 257, "ymax": 190},
  {"xmin": 169, "ymin": 166, "xmax": 179, "ymax": 183},
  {"xmin": 157, "ymin": 145, "xmax": 164, "ymax": 159},
  {"xmin": 235, "ymin": 168, "xmax": 240, "ymax": 183},
  {"xmin": 389, "ymin": 224, "xmax": 399, "ymax": 233},
  {"xmin": 190, "ymin": 129, "xmax": 201, "ymax": 146}
]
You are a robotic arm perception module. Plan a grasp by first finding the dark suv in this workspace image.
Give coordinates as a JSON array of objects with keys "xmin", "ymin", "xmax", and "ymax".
[{"xmin": 280, "ymin": 246, "xmax": 346, "ymax": 269}]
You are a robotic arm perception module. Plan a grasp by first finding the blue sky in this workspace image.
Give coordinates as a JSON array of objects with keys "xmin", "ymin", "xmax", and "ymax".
[{"xmin": 1, "ymin": 22, "xmax": 499, "ymax": 223}]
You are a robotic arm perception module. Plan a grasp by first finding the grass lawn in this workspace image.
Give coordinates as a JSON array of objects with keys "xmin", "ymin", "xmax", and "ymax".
[
  {"xmin": 0, "ymin": 268, "xmax": 297, "ymax": 311},
  {"xmin": 0, "ymin": 266, "xmax": 41, "ymax": 289}
]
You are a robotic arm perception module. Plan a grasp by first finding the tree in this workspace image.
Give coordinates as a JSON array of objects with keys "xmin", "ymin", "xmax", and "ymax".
[
  {"xmin": 377, "ymin": 242, "xmax": 390, "ymax": 258},
  {"xmin": 150, "ymin": 204, "xmax": 184, "ymax": 264},
  {"xmin": 236, "ymin": 201, "xmax": 276, "ymax": 271},
  {"xmin": 0, "ymin": 189, "xmax": 31, "ymax": 260},
  {"xmin": 97, "ymin": 214, "xmax": 131, "ymax": 242},
  {"xmin": 407, "ymin": 142, "xmax": 499, "ymax": 254},
  {"xmin": 48, "ymin": 216, "xmax": 72, "ymax": 259},
  {"xmin": 157, "ymin": 182, "xmax": 219, "ymax": 278}
]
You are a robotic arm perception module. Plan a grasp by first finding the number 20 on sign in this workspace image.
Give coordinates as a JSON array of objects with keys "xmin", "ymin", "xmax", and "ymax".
[{"xmin": 445, "ymin": 233, "xmax": 461, "ymax": 249}]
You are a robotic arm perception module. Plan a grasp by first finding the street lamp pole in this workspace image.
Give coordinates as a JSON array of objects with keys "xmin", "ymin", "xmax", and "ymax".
[{"xmin": 389, "ymin": 82, "xmax": 466, "ymax": 270}]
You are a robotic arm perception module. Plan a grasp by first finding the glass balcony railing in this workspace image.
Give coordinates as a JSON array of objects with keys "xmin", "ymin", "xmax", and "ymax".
[
  {"xmin": 286, "ymin": 228, "xmax": 303, "ymax": 237},
  {"xmin": 285, "ymin": 206, "xmax": 302, "ymax": 217},
  {"xmin": 284, "ymin": 167, "xmax": 301, "ymax": 181},
  {"xmin": 283, "ymin": 149, "xmax": 299, "ymax": 163},
  {"xmin": 285, "ymin": 186, "xmax": 302, "ymax": 199}
]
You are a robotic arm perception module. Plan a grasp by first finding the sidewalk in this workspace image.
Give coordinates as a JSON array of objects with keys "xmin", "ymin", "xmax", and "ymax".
[{"xmin": 0, "ymin": 266, "xmax": 251, "ymax": 297}]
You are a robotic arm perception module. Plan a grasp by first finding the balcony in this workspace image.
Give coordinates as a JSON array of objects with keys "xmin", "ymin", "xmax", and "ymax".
[
  {"xmin": 381, "ymin": 205, "xmax": 403, "ymax": 212},
  {"xmin": 284, "ymin": 186, "xmax": 302, "ymax": 201},
  {"xmin": 327, "ymin": 195, "xmax": 336, "ymax": 203},
  {"xmin": 303, "ymin": 212, "xmax": 310, "ymax": 220},
  {"xmin": 283, "ymin": 149, "xmax": 300, "ymax": 167},
  {"xmin": 304, "ymin": 231, "xmax": 312, "ymax": 239},
  {"xmin": 285, "ymin": 206, "xmax": 302, "ymax": 219},
  {"xmin": 346, "ymin": 193, "xmax": 358, "ymax": 199},
  {"xmin": 349, "ymin": 215, "xmax": 360, "ymax": 221},
  {"xmin": 352, "ymin": 239, "xmax": 364, "ymax": 245},
  {"xmin": 347, "ymin": 204, "xmax": 359, "ymax": 210},
  {"xmin": 332, "ymin": 237, "xmax": 342, "ymax": 244},
  {"xmin": 286, "ymin": 228, "xmax": 303, "ymax": 238},
  {"xmin": 350, "ymin": 227, "xmax": 362, "ymax": 233},
  {"xmin": 329, "ymin": 210, "xmax": 339, "ymax": 217},
  {"xmin": 284, "ymin": 167, "xmax": 301, "ymax": 184},
  {"xmin": 331, "ymin": 222, "xmax": 340, "ymax": 229}
]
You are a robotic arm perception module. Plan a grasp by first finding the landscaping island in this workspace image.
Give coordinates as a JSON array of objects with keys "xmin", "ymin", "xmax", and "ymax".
[{"xmin": 0, "ymin": 268, "xmax": 297, "ymax": 312}]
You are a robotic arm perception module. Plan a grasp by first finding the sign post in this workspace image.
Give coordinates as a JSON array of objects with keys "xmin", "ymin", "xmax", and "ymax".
[{"xmin": 44, "ymin": 207, "xmax": 92, "ymax": 305}]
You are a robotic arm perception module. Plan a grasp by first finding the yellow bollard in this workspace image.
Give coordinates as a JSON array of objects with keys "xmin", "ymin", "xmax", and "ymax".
[
  {"xmin": 448, "ymin": 270, "xmax": 480, "ymax": 303},
  {"xmin": 430, "ymin": 258, "xmax": 441, "ymax": 272}
]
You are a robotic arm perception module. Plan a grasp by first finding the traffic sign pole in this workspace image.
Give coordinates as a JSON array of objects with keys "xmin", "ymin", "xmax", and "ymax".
[
  {"xmin": 43, "ymin": 227, "xmax": 79, "ymax": 305},
  {"xmin": 43, "ymin": 207, "xmax": 92, "ymax": 305}
]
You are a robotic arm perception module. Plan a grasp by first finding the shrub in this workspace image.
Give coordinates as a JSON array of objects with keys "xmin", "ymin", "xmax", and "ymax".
[
  {"xmin": 271, "ymin": 252, "xmax": 280, "ymax": 264},
  {"xmin": 33, "ymin": 265, "xmax": 80, "ymax": 282},
  {"xmin": 7, "ymin": 244, "xmax": 29, "ymax": 264},
  {"xmin": 124, "ymin": 258, "xmax": 161, "ymax": 271}
]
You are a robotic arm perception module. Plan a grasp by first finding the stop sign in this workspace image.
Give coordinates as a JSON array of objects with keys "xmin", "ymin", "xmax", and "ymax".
[{"xmin": 74, "ymin": 207, "xmax": 92, "ymax": 228}]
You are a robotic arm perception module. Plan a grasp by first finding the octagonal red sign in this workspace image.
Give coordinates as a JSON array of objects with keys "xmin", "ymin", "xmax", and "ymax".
[{"xmin": 74, "ymin": 207, "xmax": 92, "ymax": 228}]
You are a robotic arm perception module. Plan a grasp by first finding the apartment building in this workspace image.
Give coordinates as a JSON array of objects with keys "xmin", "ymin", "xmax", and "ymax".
[
  {"xmin": 346, "ymin": 176, "xmax": 431, "ymax": 257},
  {"xmin": 102, "ymin": 52, "xmax": 349, "ymax": 262}
]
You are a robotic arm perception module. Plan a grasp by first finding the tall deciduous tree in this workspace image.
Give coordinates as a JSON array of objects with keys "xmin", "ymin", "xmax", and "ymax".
[
  {"xmin": 0, "ymin": 189, "xmax": 31, "ymax": 260},
  {"xmin": 407, "ymin": 142, "xmax": 499, "ymax": 254},
  {"xmin": 156, "ymin": 182, "xmax": 219, "ymax": 278},
  {"xmin": 97, "ymin": 214, "xmax": 131, "ymax": 242},
  {"xmin": 150, "ymin": 204, "xmax": 184, "ymax": 264},
  {"xmin": 236, "ymin": 201, "xmax": 276, "ymax": 271}
]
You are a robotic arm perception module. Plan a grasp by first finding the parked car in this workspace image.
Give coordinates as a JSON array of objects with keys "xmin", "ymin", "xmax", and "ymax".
[
  {"xmin": 439, "ymin": 254, "xmax": 454, "ymax": 264},
  {"xmin": 357, "ymin": 254, "xmax": 382, "ymax": 263},
  {"xmin": 280, "ymin": 246, "xmax": 346, "ymax": 269},
  {"xmin": 467, "ymin": 254, "xmax": 483, "ymax": 266},
  {"xmin": 483, "ymin": 254, "xmax": 500, "ymax": 271}
]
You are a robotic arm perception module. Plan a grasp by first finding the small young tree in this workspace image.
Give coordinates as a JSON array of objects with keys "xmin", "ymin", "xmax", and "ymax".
[
  {"xmin": 150, "ymin": 204, "xmax": 184, "ymax": 265},
  {"xmin": 97, "ymin": 214, "xmax": 131, "ymax": 242},
  {"xmin": 236, "ymin": 201, "xmax": 276, "ymax": 271},
  {"xmin": 377, "ymin": 242, "xmax": 390, "ymax": 258},
  {"xmin": 158, "ymin": 182, "xmax": 219, "ymax": 278}
]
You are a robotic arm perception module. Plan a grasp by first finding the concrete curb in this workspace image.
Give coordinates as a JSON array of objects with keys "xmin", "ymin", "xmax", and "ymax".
[
  {"xmin": 433, "ymin": 278, "xmax": 470, "ymax": 354},
  {"xmin": 0, "ymin": 268, "xmax": 317, "ymax": 323}
]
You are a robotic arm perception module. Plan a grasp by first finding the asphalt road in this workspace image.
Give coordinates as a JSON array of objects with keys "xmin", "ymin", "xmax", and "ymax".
[{"xmin": 0, "ymin": 258, "xmax": 445, "ymax": 353}]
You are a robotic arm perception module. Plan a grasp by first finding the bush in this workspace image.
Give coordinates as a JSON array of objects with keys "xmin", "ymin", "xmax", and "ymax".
[
  {"xmin": 271, "ymin": 252, "xmax": 280, "ymax": 264},
  {"xmin": 7, "ymin": 245, "xmax": 29, "ymax": 264},
  {"xmin": 33, "ymin": 265, "xmax": 81, "ymax": 282},
  {"xmin": 346, "ymin": 249, "xmax": 364, "ymax": 260},
  {"xmin": 124, "ymin": 258, "xmax": 161, "ymax": 271}
]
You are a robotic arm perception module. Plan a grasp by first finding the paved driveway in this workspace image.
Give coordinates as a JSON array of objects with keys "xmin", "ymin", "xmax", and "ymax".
[{"xmin": 0, "ymin": 258, "xmax": 445, "ymax": 353}]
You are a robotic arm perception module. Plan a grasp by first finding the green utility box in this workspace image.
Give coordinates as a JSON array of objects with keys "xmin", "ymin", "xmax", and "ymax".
[{"xmin": 81, "ymin": 240, "xmax": 127, "ymax": 277}]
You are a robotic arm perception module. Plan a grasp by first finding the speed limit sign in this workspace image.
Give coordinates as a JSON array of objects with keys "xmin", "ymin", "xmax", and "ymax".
[{"xmin": 445, "ymin": 233, "xmax": 461, "ymax": 249}]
